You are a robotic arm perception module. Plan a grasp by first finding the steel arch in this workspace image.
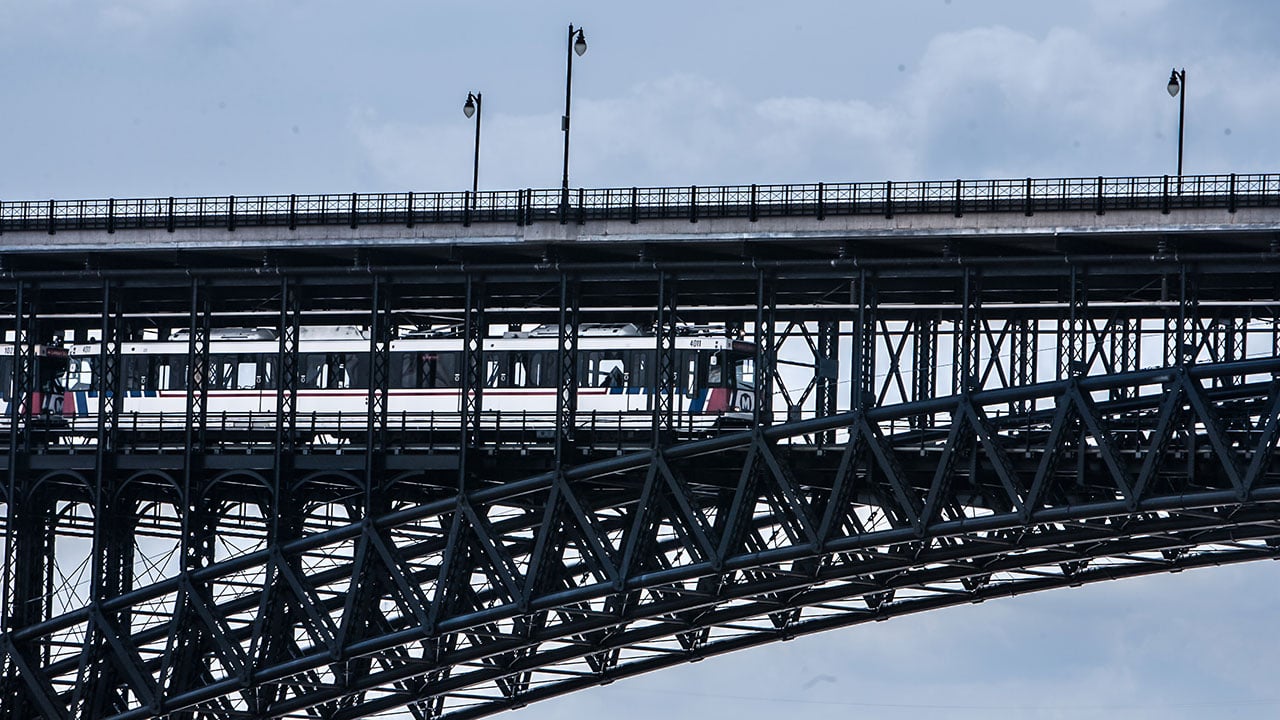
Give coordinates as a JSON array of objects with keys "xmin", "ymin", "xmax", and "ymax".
[{"xmin": 6, "ymin": 358, "xmax": 1280, "ymax": 719}]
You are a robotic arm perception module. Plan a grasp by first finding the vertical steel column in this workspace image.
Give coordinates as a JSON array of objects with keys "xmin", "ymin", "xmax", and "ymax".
[
  {"xmin": 954, "ymin": 268, "xmax": 981, "ymax": 393},
  {"xmin": 184, "ymin": 280, "xmax": 211, "ymax": 459},
  {"xmin": 1166, "ymin": 266, "xmax": 1198, "ymax": 366},
  {"xmin": 1008, "ymin": 316, "xmax": 1037, "ymax": 413},
  {"xmin": 556, "ymin": 275, "xmax": 581, "ymax": 465},
  {"xmin": 164, "ymin": 277, "xmax": 217, "ymax": 706},
  {"xmin": 653, "ymin": 273, "xmax": 678, "ymax": 444},
  {"xmin": 459, "ymin": 276, "xmax": 485, "ymax": 489},
  {"xmin": 1222, "ymin": 315, "xmax": 1247, "ymax": 388},
  {"xmin": 814, "ymin": 316, "xmax": 840, "ymax": 445},
  {"xmin": 83, "ymin": 281, "xmax": 130, "ymax": 716},
  {"xmin": 851, "ymin": 272, "xmax": 876, "ymax": 411},
  {"xmin": 276, "ymin": 277, "xmax": 301, "ymax": 470},
  {"xmin": 1112, "ymin": 316, "xmax": 1140, "ymax": 400},
  {"xmin": 365, "ymin": 276, "xmax": 392, "ymax": 506},
  {"xmin": 1060, "ymin": 266, "xmax": 1087, "ymax": 378},
  {"xmin": 0, "ymin": 281, "xmax": 48, "ymax": 717},
  {"xmin": 754, "ymin": 271, "xmax": 776, "ymax": 425},
  {"xmin": 251, "ymin": 279, "xmax": 307, "ymax": 714},
  {"xmin": 911, "ymin": 313, "xmax": 938, "ymax": 427}
]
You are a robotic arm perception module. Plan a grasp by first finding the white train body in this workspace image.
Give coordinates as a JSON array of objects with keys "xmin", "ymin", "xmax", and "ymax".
[{"xmin": 52, "ymin": 325, "xmax": 757, "ymax": 438}]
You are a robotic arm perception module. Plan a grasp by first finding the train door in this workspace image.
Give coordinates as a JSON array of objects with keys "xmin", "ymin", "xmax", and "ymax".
[
  {"xmin": 627, "ymin": 350, "xmax": 652, "ymax": 413},
  {"xmin": 730, "ymin": 351, "xmax": 756, "ymax": 415}
]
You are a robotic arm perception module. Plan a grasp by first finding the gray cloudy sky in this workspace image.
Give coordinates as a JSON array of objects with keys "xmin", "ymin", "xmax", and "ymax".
[{"xmin": 5, "ymin": 1, "xmax": 1280, "ymax": 718}]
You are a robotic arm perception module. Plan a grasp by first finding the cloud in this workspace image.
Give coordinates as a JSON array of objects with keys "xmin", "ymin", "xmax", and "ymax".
[
  {"xmin": 357, "ymin": 19, "xmax": 1271, "ymax": 192},
  {"xmin": 343, "ymin": 4, "xmax": 1280, "ymax": 193},
  {"xmin": 99, "ymin": 0, "xmax": 197, "ymax": 32}
]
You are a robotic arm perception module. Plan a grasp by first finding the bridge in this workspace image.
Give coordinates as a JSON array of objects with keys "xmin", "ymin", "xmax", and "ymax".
[{"xmin": 2, "ymin": 172, "xmax": 1280, "ymax": 718}]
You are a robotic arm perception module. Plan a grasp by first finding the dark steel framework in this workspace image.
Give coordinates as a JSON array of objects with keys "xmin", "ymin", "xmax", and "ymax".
[{"xmin": 0, "ymin": 175, "xmax": 1280, "ymax": 718}]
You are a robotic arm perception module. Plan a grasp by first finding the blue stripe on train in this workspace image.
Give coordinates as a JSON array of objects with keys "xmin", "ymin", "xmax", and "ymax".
[{"xmin": 689, "ymin": 389, "xmax": 708, "ymax": 413}]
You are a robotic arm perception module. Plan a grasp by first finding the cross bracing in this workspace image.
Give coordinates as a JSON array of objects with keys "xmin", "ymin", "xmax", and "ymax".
[
  {"xmin": 4, "ymin": 360, "xmax": 1280, "ymax": 718},
  {"xmin": 0, "ymin": 174, "xmax": 1279, "ymax": 718}
]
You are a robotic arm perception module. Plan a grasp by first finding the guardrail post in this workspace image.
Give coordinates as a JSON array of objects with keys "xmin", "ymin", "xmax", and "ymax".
[
  {"xmin": 463, "ymin": 192, "xmax": 472, "ymax": 227},
  {"xmin": 1161, "ymin": 175, "xmax": 1171, "ymax": 214},
  {"xmin": 816, "ymin": 181, "xmax": 825, "ymax": 220},
  {"xmin": 953, "ymin": 178, "xmax": 963, "ymax": 217},
  {"xmin": 884, "ymin": 180, "xmax": 893, "ymax": 218},
  {"xmin": 577, "ymin": 188, "xmax": 586, "ymax": 225},
  {"xmin": 749, "ymin": 184, "xmax": 758, "ymax": 222},
  {"xmin": 690, "ymin": 185, "xmax": 698, "ymax": 223},
  {"xmin": 288, "ymin": 194, "xmax": 297, "ymax": 230},
  {"xmin": 525, "ymin": 188, "xmax": 534, "ymax": 225},
  {"xmin": 1023, "ymin": 177, "xmax": 1033, "ymax": 216},
  {"xmin": 406, "ymin": 191, "xmax": 415, "ymax": 228},
  {"xmin": 227, "ymin": 195, "xmax": 236, "ymax": 231},
  {"xmin": 1095, "ymin": 176, "xmax": 1105, "ymax": 215},
  {"xmin": 349, "ymin": 192, "xmax": 359, "ymax": 229},
  {"xmin": 630, "ymin": 186, "xmax": 639, "ymax": 224},
  {"xmin": 107, "ymin": 198, "xmax": 116, "ymax": 234},
  {"xmin": 46, "ymin": 199, "xmax": 55, "ymax": 235},
  {"xmin": 1229, "ymin": 173, "xmax": 1237, "ymax": 213},
  {"xmin": 168, "ymin": 196, "xmax": 176, "ymax": 233}
]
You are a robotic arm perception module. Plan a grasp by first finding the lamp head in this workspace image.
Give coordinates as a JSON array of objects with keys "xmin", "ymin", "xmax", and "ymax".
[
  {"xmin": 463, "ymin": 93, "xmax": 477, "ymax": 118},
  {"xmin": 1167, "ymin": 69, "xmax": 1181, "ymax": 97},
  {"xmin": 574, "ymin": 29, "xmax": 587, "ymax": 56}
]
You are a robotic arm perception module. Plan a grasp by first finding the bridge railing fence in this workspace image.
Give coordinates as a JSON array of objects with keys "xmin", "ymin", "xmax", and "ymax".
[{"xmin": 2, "ymin": 172, "xmax": 1277, "ymax": 234}]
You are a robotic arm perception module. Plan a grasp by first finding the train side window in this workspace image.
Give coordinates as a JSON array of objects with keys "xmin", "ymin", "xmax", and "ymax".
[
  {"xmin": 338, "ymin": 353, "xmax": 367, "ymax": 389},
  {"xmin": 735, "ymin": 356, "xmax": 755, "ymax": 389},
  {"xmin": 629, "ymin": 350, "xmax": 653, "ymax": 389},
  {"xmin": 300, "ymin": 354, "xmax": 325, "ymax": 389},
  {"xmin": 581, "ymin": 351, "xmax": 627, "ymax": 388},
  {"xmin": 677, "ymin": 351, "xmax": 696, "ymax": 395},
  {"xmin": 165, "ymin": 355, "xmax": 187, "ymax": 391},
  {"xmin": 234, "ymin": 355, "xmax": 258, "ymax": 390},
  {"xmin": 390, "ymin": 352, "xmax": 412, "ymax": 389},
  {"xmin": 257, "ymin": 355, "xmax": 276, "ymax": 390},
  {"xmin": 0, "ymin": 357, "xmax": 11, "ymax": 399},
  {"xmin": 525, "ymin": 351, "xmax": 555, "ymax": 388},
  {"xmin": 124, "ymin": 355, "xmax": 149, "ymax": 391},
  {"xmin": 509, "ymin": 353, "xmax": 529, "ymax": 387},
  {"xmin": 155, "ymin": 356, "xmax": 171, "ymax": 390},
  {"xmin": 485, "ymin": 352, "xmax": 510, "ymax": 388},
  {"xmin": 210, "ymin": 355, "xmax": 236, "ymax": 390},
  {"xmin": 429, "ymin": 352, "xmax": 460, "ymax": 388}
]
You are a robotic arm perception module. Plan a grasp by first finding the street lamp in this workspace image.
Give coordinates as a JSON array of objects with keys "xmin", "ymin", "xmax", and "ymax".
[
  {"xmin": 560, "ymin": 24, "xmax": 587, "ymax": 217},
  {"xmin": 1166, "ymin": 68, "xmax": 1186, "ymax": 179},
  {"xmin": 463, "ymin": 92, "xmax": 482, "ymax": 200}
]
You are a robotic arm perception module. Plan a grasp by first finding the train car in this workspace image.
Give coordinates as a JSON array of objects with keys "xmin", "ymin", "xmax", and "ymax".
[
  {"xmin": 55, "ymin": 324, "xmax": 757, "ymax": 442},
  {"xmin": 0, "ymin": 341, "xmax": 70, "ymax": 423}
]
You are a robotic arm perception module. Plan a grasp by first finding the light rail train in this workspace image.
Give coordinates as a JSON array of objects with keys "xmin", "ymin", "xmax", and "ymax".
[{"xmin": 10, "ymin": 324, "xmax": 757, "ymax": 441}]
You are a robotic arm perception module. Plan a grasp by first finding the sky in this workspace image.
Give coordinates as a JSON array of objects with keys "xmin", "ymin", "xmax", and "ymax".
[{"xmin": 5, "ymin": 1, "xmax": 1280, "ymax": 718}]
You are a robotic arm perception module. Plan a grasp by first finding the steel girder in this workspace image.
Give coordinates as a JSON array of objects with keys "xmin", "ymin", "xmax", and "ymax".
[{"xmin": 5, "ymin": 358, "xmax": 1280, "ymax": 718}]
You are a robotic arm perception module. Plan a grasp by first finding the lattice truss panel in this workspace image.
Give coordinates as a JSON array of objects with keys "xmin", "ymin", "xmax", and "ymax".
[{"xmin": 5, "ymin": 358, "xmax": 1280, "ymax": 719}]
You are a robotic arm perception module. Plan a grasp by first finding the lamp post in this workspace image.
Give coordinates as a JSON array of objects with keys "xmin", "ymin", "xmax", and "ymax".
[
  {"xmin": 560, "ymin": 24, "xmax": 587, "ymax": 217},
  {"xmin": 1166, "ymin": 68, "xmax": 1186, "ymax": 179},
  {"xmin": 463, "ymin": 92, "xmax": 482, "ymax": 201}
]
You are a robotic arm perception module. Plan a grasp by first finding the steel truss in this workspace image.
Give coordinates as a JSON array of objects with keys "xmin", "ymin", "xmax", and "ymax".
[
  {"xmin": 1, "ymin": 227, "xmax": 1280, "ymax": 718},
  {"xmin": 3, "ymin": 357, "xmax": 1280, "ymax": 718}
]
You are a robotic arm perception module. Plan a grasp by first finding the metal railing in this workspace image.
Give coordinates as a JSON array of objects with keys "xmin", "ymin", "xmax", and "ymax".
[
  {"xmin": 0, "ymin": 173, "xmax": 1273, "ymax": 235},
  {"xmin": 2, "ymin": 408, "xmax": 738, "ymax": 452}
]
